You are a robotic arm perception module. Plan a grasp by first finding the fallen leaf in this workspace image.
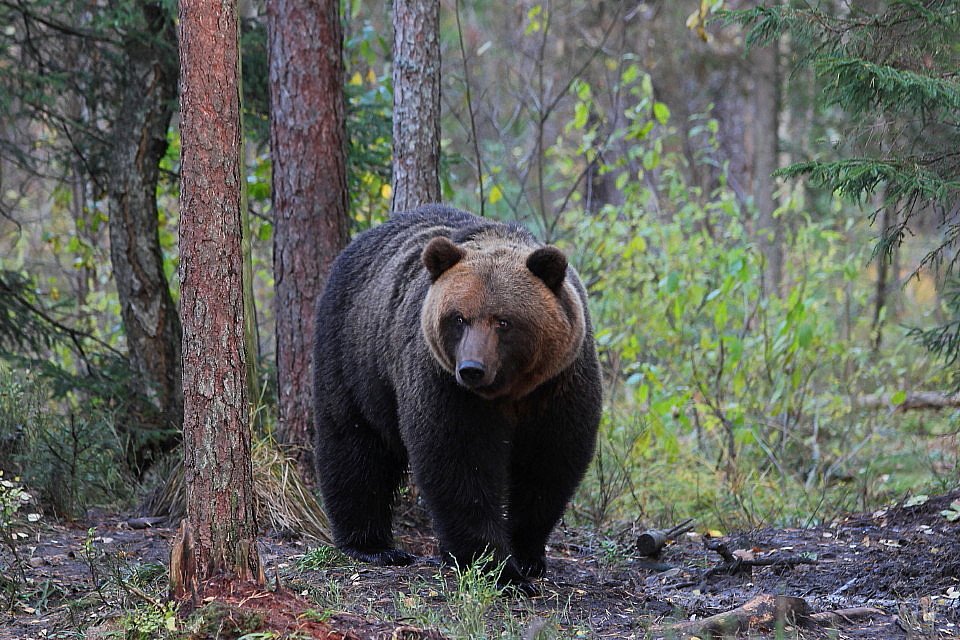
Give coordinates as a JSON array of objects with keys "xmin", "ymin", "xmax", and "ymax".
[{"xmin": 904, "ymin": 494, "xmax": 929, "ymax": 508}]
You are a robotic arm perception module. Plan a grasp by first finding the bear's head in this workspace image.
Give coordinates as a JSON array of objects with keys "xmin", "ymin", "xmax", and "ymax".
[{"xmin": 420, "ymin": 232, "xmax": 586, "ymax": 400}]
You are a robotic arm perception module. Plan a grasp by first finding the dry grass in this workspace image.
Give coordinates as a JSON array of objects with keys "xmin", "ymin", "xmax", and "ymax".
[{"xmin": 145, "ymin": 438, "xmax": 332, "ymax": 543}]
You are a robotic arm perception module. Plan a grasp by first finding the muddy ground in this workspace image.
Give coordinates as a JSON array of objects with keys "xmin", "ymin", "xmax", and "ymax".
[{"xmin": 2, "ymin": 491, "xmax": 958, "ymax": 639}]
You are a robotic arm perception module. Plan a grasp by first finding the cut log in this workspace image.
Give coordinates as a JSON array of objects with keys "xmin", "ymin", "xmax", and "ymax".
[{"xmin": 635, "ymin": 518, "xmax": 695, "ymax": 556}]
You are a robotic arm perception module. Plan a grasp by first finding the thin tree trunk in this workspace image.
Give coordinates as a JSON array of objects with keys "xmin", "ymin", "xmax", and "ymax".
[
  {"xmin": 873, "ymin": 202, "xmax": 891, "ymax": 350},
  {"xmin": 267, "ymin": 0, "xmax": 350, "ymax": 477},
  {"xmin": 390, "ymin": 0, "xmax": 441, "ymax": 212},
  {"xmin": 239, "ymin": 76, "xmax": 262, "ymax": 411},
  {"xmin": 173, "ymin": 0, "xmax": 262, "ymax": 596},
  {"xmin": 106, "ymin": 2, "xmax": 183, "ymax": 440},
  {"xmin": 751, "ymin": 42, "xmax": 783, "ymax": 294}
]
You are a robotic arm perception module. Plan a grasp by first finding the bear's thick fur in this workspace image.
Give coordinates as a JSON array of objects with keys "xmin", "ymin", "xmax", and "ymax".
[{"xmin": 312, "ymin": 205, "xmax": 602, "ymax": 586}]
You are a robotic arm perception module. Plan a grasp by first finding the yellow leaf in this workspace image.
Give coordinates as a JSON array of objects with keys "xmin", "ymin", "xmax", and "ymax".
[
  {"xmin": 349, "ymin": 71, "xmax": 363, "ymax": 86},
  {"xmin": 707, "ymin": 529, "xmax": 724, "ymax": 538},
  {"xmin": 686, "ymin": 0, "xmax": 719, "ymax": 42},
  {"xmin": 366, "ymin": 68, "xmax": 376, "ymax": 84},
  {"xmin": 380, "ymin": 183, "xmax": 392, "ymax": 200},
  {"xmin": 489, "ymin": 184, "xmax": 503, "ymax": 204}
]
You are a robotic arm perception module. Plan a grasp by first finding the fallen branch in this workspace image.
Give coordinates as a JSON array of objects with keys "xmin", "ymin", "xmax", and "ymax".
[
  {"xmin": 811, "ymin": 606, "xmax": 885, "ymax": 626},
  {"xmin": 658, "ymin": 594, "xmax": 884, "ymax": 638},
  {"xmin": 660, "ymin": 594, "xmax": 811, "ymax": 638},
  {"xmin": 855, "ymin": 391, "xmax": 960, "ymax": 412},
  {"xmin": 635, "ymin": 518, "xmax": 695, "ymax": 556},
  {"xmin": 702, "ymin": 538, "xmax": 817, "ymax": 579}
]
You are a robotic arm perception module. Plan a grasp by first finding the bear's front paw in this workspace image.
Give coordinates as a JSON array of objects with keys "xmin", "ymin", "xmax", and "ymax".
[
  {"xmin": 517, "ymin": 556, "xmax": 546, "ymax": 578},
  {"xmin": 500, "ymin": 578, "xmax": 539, "ymax": 597},
  {"xmin": 496, "ymin": 558, "xmax": 539, "ymax": 597},
  {"xmin": 342, "ymin": 547, "xmax": 416, "ymax": 566}
]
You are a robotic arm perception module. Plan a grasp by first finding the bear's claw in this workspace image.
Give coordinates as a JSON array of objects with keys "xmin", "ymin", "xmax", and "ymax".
[
  {"xmin": 342, "ymin": 547, "xmax": 416, "ymax": 566},
  {"xmin": 517, "ymin": 556, "xmax": 546, "ymax": 578},
  {"xmin": 500, "ymin": 577, "xmax": 539, "ymax": 598}
]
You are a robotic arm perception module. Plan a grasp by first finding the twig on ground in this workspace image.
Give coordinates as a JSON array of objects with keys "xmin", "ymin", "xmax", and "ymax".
[{"xmin": 702, "ymin": 537, "xmax": 817, "ymax": 579}]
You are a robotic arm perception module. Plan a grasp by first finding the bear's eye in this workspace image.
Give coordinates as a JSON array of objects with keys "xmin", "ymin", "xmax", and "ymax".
[
  {"xmin": 496, "ymin": 319, "xmax": 511, "ymax": 331},
  {"xmin": 455, "ymin": 314, "xmax": 466, "ymax": 326}
]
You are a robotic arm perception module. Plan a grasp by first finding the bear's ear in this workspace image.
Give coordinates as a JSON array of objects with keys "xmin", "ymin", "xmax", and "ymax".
[
  {"xmin": 422, "ymin": 237, "xmax": 466, "ymax": 281},
  {"xmin": 527, "ymin": 246, "xmax": 567, "ymax": 293}
]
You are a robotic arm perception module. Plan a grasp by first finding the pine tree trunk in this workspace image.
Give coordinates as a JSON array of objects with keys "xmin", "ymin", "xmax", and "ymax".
[
  {"xmin": 391, "ymin": 0, "xmax": 441, "ymax": 212},
  {"xmin": 106, "ymin": 3, "xmax": 183, "ymax": 440},
  {"xmin": 751, "ymin": 42, "xmax": 783, "ymax": 294},
  {"xmin": 173, "ymin": 0, "xmax": 262, "ymax": 596},
  {"xmin": 267, "ymin": 0, "xmax": 350, "ymax": 479}
]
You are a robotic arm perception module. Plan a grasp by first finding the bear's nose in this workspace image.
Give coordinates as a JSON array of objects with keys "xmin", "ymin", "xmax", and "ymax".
[{"xmin": 457, "ymin": 361, "xmax": 486, "ymax": 386}]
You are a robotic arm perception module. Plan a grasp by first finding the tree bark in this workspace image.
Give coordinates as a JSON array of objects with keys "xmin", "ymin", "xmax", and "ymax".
[
  {"xmin": 267, "ymin": 0, "xmax": 350, "ymax": 478},
  {"xmin": 174, "ymin": 0, "xmax": 263, "ymax": 595},
  {"xmin": 751, "ymin": 42, "xmax": 783, "ymax": 295},
  {"xmin": 106, "ymin": 2, "xmax": 183, "ymax": 438},
  {"xmin": 390, "ymin": 0, "xmax": 441, "ymax": 213}
]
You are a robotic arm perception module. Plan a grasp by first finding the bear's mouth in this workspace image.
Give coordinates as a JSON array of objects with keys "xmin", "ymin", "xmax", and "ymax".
[{"xmin": 457, "ymin": 376, "xmax": 510, "ymax": 399}]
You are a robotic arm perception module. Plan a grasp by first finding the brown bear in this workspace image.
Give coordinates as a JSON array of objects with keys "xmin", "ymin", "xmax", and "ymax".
[{"xmin": 312, "ymin": 205, "xmax": 602, "ymax": 590}]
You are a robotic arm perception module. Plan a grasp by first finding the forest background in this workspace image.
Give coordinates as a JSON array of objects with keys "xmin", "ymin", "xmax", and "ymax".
[{"xmin": 0, "ymin": 0, "xmax": 958, "ymax": 623}]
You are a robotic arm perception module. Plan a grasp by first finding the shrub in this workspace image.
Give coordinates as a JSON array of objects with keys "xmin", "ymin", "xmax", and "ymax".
[
  {"xmin": 556, "ymin": 75, "xmax": 948, "ymax": 528},
  {"xmin": 0, "ymin": 363, "xmax": 133, "ymax": 517}
]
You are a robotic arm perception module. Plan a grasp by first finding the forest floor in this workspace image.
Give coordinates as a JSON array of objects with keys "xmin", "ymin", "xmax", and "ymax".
[{"xmin": 2, "ymin": 490, "xmax": 959, "ymax": 639}]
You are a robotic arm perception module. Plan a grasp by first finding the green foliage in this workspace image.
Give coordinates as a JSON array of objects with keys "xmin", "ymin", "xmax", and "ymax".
[
  {"xmin": 188, "ymin": 601, "xmax": 266, "ymax": 639},
  {"xmin": 0, "ymin": 271, "xmax": 70, "ymax": 357},
  {"xmin": 345, "ymin": 21, "xmax": 394, "ymax": 229},
  {"xmin": 909, "ymin": 277, "xmax": 960, "ymax": 373},
  {"xmin": 241, "ymin": 16, "xmax": 270, "ymax": 144},
  {"xmin": 0, "ymin": 364, "xmax": 133, "ymax": 517},
  {"xmin": 0, "ymin": 0, "xmax": 177, "ymax": 178},
  {"xmin": 121, "ymin": 602, "xmax": 179, "ymax": 640},
  {"xmin": 0, "ymin": 471, "xmax": 40, "ymax": 611},
  {"xmin": 577, "ymin": 187, "xmax": 945, "ymax": 524},
  {"xmin": 814, "ymin": 57, "xmax": 960, "ymax": 116},
  {"xmin": 297, "ymin": 544, "xmax": 351, "ymax": 570},
  {"xmin": 722, "ymin": 0, "xmax": 960, "ymax": 364},
  {"xmin": 440, "ymin": 553, "xmax": 512, "ymax": 640},
  {"xmin": 539, "ymin": 64, "xmax": 949, "ymax": 527}
]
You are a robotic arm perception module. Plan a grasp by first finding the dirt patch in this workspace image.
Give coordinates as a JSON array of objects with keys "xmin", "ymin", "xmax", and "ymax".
[{"xmin": 2, "ymin": 492, "xmax": 959, "ymax": 639}]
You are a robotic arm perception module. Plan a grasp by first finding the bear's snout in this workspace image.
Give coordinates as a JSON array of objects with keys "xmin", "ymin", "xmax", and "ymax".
[
  {"xmin": 456, "ymin": 360, "xmax": 487, "ymax": 387},
  {"xmin": 454, "ymin": 324, "xmax": 499, "ymax": 389}
]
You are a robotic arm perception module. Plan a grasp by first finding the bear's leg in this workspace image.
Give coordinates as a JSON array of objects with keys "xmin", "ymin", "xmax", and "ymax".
[
  {"xmin": 508, "ymin": 396, "xmax": 600, "ymax": 578},
  {"xmin": 314, "ymin": 409, "xmax": 412, "ymax": 566},
  {"xmin": 398, "ymin": 390, "xmax": 530, "ymax": 586}
]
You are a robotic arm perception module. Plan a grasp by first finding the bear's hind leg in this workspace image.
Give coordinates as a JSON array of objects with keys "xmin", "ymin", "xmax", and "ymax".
[{"xmin": 314, "ymin": 409, "xmax": 412, "ymax": 566}]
